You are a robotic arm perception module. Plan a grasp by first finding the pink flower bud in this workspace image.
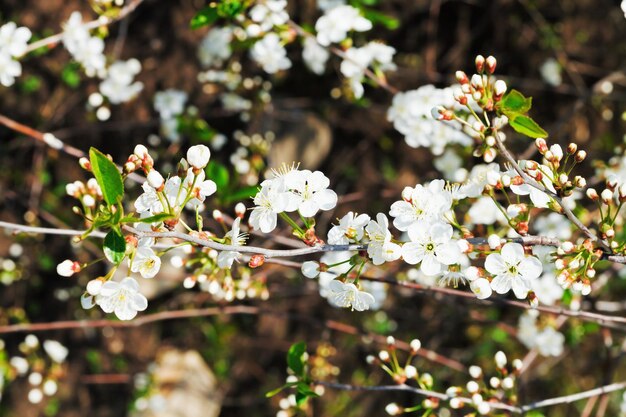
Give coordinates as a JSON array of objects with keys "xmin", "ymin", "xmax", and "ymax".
[
  {"xmin": 56, "ymin": 260, "xmax": 81, "ymax": 277},
  {"xmin": 485, "ymin": 55, "xmax": 497, "ymax": 74},
  {"xmin": 475, "ymin": 54, "xmax": 485, "ymax": 73},
  {"xmin": 494, "ymin": 79, "xmax": 507, "ymax": 96}
]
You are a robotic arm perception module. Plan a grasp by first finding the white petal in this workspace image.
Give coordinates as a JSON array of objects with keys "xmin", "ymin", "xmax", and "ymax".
[{"xmin": 490, "ymin": 275, "xmax": 512, "ymax": 294}]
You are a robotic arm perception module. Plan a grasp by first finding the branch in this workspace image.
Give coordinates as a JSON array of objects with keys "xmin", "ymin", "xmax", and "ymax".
[
  {"xmin": 0, "ymin": 113, "xmax": 144, "ymax": 183},
  {"xmin": 314, "ymin": 380, "xmax": 626, "ymax": 414},
  {"xmin": 492, "ymin": 132, "xmax": 610, "ymax": 251},
  {"xmin": 17, "ymin": 0, "xmax": 145, "ymax": 58}
]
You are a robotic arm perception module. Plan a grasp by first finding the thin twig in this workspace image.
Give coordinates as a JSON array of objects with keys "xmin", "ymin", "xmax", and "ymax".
[{"xmin": 17, "ymin": 0, "xmax": 145, "ymax": 58}]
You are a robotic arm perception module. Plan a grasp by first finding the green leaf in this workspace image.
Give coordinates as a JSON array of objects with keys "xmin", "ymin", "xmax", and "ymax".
[
  {"xmin": 287, "ymin": 342, "xmax": 306, "ymax": 376},
  {"xmin": 207, "ymin": 162, "xmax": 230, "ymax": 192},
  {"xmin": 190, "ymin": 6, "xmax": 219, "ymax": 29},
  {"xmin": 61, "ymin": 63, "xmax": 81, "ymax": 88},
  {"xmin": 361, "ymin": 9, "xmax": 399, "ymax": 30},
  {"xmin": 265, "ymin": 382, "xmax": 297, "ymax": 398},
  {"xmin": 121, "ymin": 213, "xmax": 174, "ymax": 224},
  {"xmin": 89, "ymin": 147, "xmax": 124, "ymax": 206},
  {"xmin": 295, "ymin": 391, "xmax": 308, "ymax": 406},
  {"xmin": 509, "ymin": 115, "xmax": 548, "ymax": 139},
  {"xmin": 223, "ymin": 185, "xmax": 258, "ymax": 204},
  {"xmin": 104, "ymin": 229, "xmax": 126, "ymax": 265},
  {"xmin": 296, "ymin": 382, "xmax": 320, "ymax": 398},
  {"xmin": 499, "ymin": 89, "xmax": 532, "ymax": 114}
]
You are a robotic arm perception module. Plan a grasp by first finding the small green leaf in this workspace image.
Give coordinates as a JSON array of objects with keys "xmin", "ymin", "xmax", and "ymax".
[
  {"xmin": 287, "ymin": 342, "xmax": 306, "ymax": 376},
  {"xmin": 89, "ymin": 147, "xmax": 124, "ymax": 206},
  {"xmin": 361, "ymin": 9, "xmax": 399, "ymax": 30},
  {"xmin": 296, "ymin": 382, "xmax": 320, "ymax": 398},
  {"xmin": 121, "ymin": 213, "xmax": 174, "ymax": 224},
  {"xmin": 224, "ymin": 185, "xmax": 258, "ymax": 204},
  {"xmin": 509, "ymin": 115, "xmax": 548, "ymax": 139},
  {"xmin": 61, "ymin": 63, "xmax": 81, "ymax": 88},
  {"xmin": 265, "ymin": 382, "xmax": 297, "ymax": 398},
  {"xmin": 190, "ymin": 6, "xmax": 219, "ymax": 29},
  {"xmin": 295, "ymin": 391, "xmax": 308, "ymax": 406},
  {"xmin": 207, "ymin": 162, "xmax": 230, "ymax": 192},
  {"xmin": 499, "ymin": 89, "xmax": 532, "ymax": 114},
  {"xmin": 104, "ymin": 229, "xmax": 126, "ymax": 265}
]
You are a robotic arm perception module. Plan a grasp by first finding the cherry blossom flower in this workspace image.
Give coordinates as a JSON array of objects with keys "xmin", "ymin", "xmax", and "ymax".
[
  {"xmin": 315, "ymin": 5, "xmax": 372, "ymax": 46},
  {"xmin": 250, "ymin": 33, "xmax": 291, "ymax": 74},
  {"xmin": 154, "ymin": 89, "xmax": 187, "ymax": 120},
  {"xmin": 302, "ymin": 37, "xmax": 329, "ymax": 75},
  {"xmin": 250, "ymin": 180, "xmax": 290, "ymax": 233},
  {"xmin": 365, "ymin": 213, "xmax": 400, "ymax": 265},
  {"xmin": 56, "ymin": 260, "xmax": 81, "ymax": 277},
  {"xmin": 99, "ymin": 59, "xmax": 143, "ymax": 104},
  {"xmin": 327, "ymin": 212, "xmax": 370, "ymax": 244},
  {"xmin": 327, "ymin": 280, "xmax": 375, "ymax": 311},
  {"xmin": 470, "ymin": 278, "xmax": 492, "ymax": 299},
  {"xmin": 96, "ymin": 277, "xmax": 148, "ymax": 320},
  {"xmin": 301, "ymin": 261, "xmax": 321, "ymax": 278},
  {"xmin": 0, "ymin": 51, "xmax": 22, "ymax": 86},
  {"xmin": 249, "ymin": 0, "xmax": 289, "ymax": 31},
  {"xmin": 43, "ymin": 340, "xmax": 69, "ymax": 363},
  {"xmin": 198, "ymin": 27, "xmax": 233, "ymax": 68},
  {"xmin": 401, "ymin": 222, "xmax": 462, "ymax": 276},
  {"xmin": 288, "ymin": 170, "xmax": 338, "ymax": 217},
  {"xmin": 0, "ymin": 22, "xmax": 32, "ymax": 57},
  {"xmin": 485, "ymin": 243, "xmax": 542, "ymax": 299},
  {"xmin": 509, "ymin": 164, "xmax": 557, "ymax": 208},
  {"xmin": 217, "ymin": 218, "xmax": 247, "ymax": 268},
  {"xmin": 131, "ymin": 247, "xmax": 161, "ymax": 279},
  {"xmin": 389, "ymin": 180, "xmax": 452, "ymax": 231}
]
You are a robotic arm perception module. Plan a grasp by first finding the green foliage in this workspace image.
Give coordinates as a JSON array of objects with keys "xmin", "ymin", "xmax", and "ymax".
[
  {"xmin": 103, "ymin": 228, "xmax": 126, "ymax": 265},
  {"xmin": 287, "ymin": 341, "xmax": 307, "ymax": 376},
  {"xmin": 89, "ymin": 147, "xmax": 125, "ymax": 206},
  {"xmin": 496, "ymin": 89, "xmax": 548, "ymax": 139},
  {"xmin": 266, "ymin": 342, "xmax": 319, "ymax": 405},
  {"xmin": 61, "ymin": 63, "xmax": 81, "ymax": 88},
  {"xmin": 190, "ymin": 1, "xmax": 248, "ymax": 29},
  {"xmin": 19, "ymin": 75, "xmax": 42, "ymax": 93},
  {"xmin": 207, "ymin": 161, "xmax": 230, "ymax": 191}
]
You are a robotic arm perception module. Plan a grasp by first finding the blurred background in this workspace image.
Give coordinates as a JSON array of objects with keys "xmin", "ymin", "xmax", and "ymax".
[{"xmin": 0, "ymin": 0, "xmax": 626, "ymax": 416}]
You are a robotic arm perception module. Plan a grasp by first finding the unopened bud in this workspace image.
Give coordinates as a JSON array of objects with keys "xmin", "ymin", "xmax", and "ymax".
[
  {"xmin": 79, "ymin": 157, "xmax": 91, "ymax": 171},
  {"xmin": 601, "ymin": 189, "xmax": 614, "ymax": 204},
  {"xmin": 535, "ymin": 138, "xmax": 548, "ymax": 153},
  {"xmin": 134, "ymin": 144, "xmax": 149, "ymax": 159},
  {"xmin": 574, "ymin": 176, "xmax": 586, "ymax": 188},
  {"xmin": 575, "ymin": 150, "xmax": 587, "ymax": 162},
  {"xmin": 495, "ymin": 351, "xmax": 507, "ymax": 368},
  {"xmin": 606, "ymin": 228, "xmax": 615, "ymax": 239},
  {"xmin": 379, "ymin": 350, "xmax": 390, "ymax": 362},
  {"xmin": 146, "ymin": 170, "xmax": 164, "ymax": 190},
  {"xmin": 235, "ymin": 202, "xmax": 246, "ymax": 219},
  {"xmin": 455, "ymin": 70, "xmax": 469, "ymax": 84},
  {"xmin": 485, "ymin": 135, "xmax": 496, "ymax": 147},
  {"xmin": 409, "ymin": 338, "xmax": 421, "ymax": 353},
  {"xmin": 586, "ymin": 188, "xmax": 598, "ymax": 200},
  {"xmin": 485, "ymin": 56, "xmax": 497, "ymax": 74},
  {"xmin": 213, "ymin": 209, "xmax": 224, "ymax": 222},
  {"xmin": 558, "ymin": 173, "xmax": 568, "ymax": 185},
  {"xmin": 386, "ymin": 336, "xmax": 396, "ymax": 347},
  {"xmin": 248, "ymin": 254, "xmax": 265, "ymax": 268},
  {"xmin": 567, "ymin": 143, "xmax": 578, "ymax": 154},
  {"xmin": 471, "ymin": 74, "xmax": 484, "ymax": 89},
  {"xmin": 475, "ymin": 55, "xmax": 485, "ymax": 73},
  {"xmin": 494, "ymin": 79, "xmax": 507, "ymax": 96},
  {"xmin": 549, "ymin": 144, "xmax": 563, "ymax": 161}
]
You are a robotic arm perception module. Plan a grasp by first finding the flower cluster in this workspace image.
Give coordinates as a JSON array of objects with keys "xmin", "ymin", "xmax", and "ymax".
[{"xmin": 0, "ymin": 22, "xmax": 31, "ymax": 86}]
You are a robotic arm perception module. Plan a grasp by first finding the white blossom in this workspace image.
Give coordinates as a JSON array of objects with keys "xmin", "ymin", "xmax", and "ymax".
[
  {"xmin": 327, "ymin": 212, "xmax": 370, "ymax": 244},
  {"xmin": 250, "ymin": 33, "xmax": 291, "ymax": 74},
  {"xmin": 402, "ymin": 222, "xmax": 462, "ymax": 276},
  {"xmin": 389, "ymin": 180, "xmax": 451, "ymax": 231},
  {"xmin": 365, "ymin": 213, "xmax": 400, "ymax": 265},
  {"xmin": 217, "ymin": 218, "xmax": 247, "ymax": 268},
  {"xmin": 315, "ymin": 5, "xmax": 372, "ymax": 46},
  {"xmin": 43, "ymin": 340, "xmax": 69, "ymax": 363},
  {"xmin": 0, "ymin": 51, "xmax": 21, "ymax": 86},
  {"xmin": 485, "ymin": 243, "xmax": 543, "ymax": 299},
  {"xmin": 187, "ymin": 144, "xmax": 211, "ymax": 170},
  {"xmin": 99, "ymin": 59, "xmax": 143, "ymax": 104},
  {"xmin": 250, "ymin": 180, "xmax": 290, "ymax": 233},
  {"xmin": 198, "ymin": 27, "xmax": 233, "ymax": 68},
  {"xmin": 302, "ymin": 37, "xmax": 329, "ymax": 75},
  {"xmin": 96, "ymin": 277, "xmax": 148, "ymax": 320},
  {"xmin": 249, "ymin": 0, "xmax": 289, "ymax": 31},
  {"xmin": 327, "ymin": 280, "xmax": 375, "ymax": 311},
  {"xmin": 154, "ymin": 89, "xmax": 188, "ymax": 120},
  {"xmin": 131, "ymin": 247, "xmax": 161, "ymax": 279},
  {"xmin": 288, "ymin": 169, "xmax": 338, "ymax": 217},
  {"xmin": 0, "ymin": 22, "xmax": 31, "ymax": 57}
]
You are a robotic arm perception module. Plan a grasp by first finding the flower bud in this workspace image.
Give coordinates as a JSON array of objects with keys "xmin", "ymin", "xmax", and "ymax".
[
  {"xmin": 535, "ymin": 138, "xmax": 548, "ymax": 153},
  {"xmin": 455, "ymin": 70, "xmax": 469, "ymax": 84},
  {"xmin": 561, "ymin": 241, "xmax": 574, "ymax": 253},
  {"xmin": 187, "ymin": 144, "xmax": 211, "ymax": 170},
  {"xmin": 502, "ymin": 377, "xmax": 514, "ymax": 390},
  {"xmin": 147, "ymin": 170, "xmax": 165, "ymax": 189},
  {"xmin": 404, "ymin": 365, "xmax": 417, "ymax": 379},
  {"xmin": 586, "ymin": 188, "xmax": 598, "ymax": 200},
  {"xmin": 477, "ymin": 402, "xmax": 491, "ymax": 415},
  {"xmin": 469, "ymin": 365, "xmax": 482, "ymax": 379},
  {"xmin": 453, "ymin": 87, "xmax": 467, "ymax": 105},
  {"xmin": 485, "ymin": 56, "xmax": 497, "ymax": 74},
  {"xmin": 301, "ymin": 261, "xmax": 320, "ymax": 278},
  {"xmin": 574, "ymin": 176, "xmax": 586, "ymax": 188},
  {"xmin": 134, "ymin": 144, "xmax": 149, "ymax": 159},
  {"xmin": 575, "ymin": 150, "xmax": 587, "ymax": 162},
  {"xmin": 56, "ymin": 260, "xmax": 81, "ymax": 277},
  {"xmin": 549, "ymin": 144, "xmax": 563, "ymax": 161},
  {"xmin": 475, "ymin": 55, "xmax": 485, "ymax": 73},
  {"xmin": 471, "ymin": 74, "xmax": 484, "ymax": 89},
  {"xmin": 494, "ymin": 79, "xmax": 507, "ymax": 96},
  {"xmin": 494, "ymin": 351, "xmax": 507, "ymax": 368},
  {"xmin": 409, "ymin": 338, "xmax": 421, "ymax": 353},
  {"xmin": 212, "ymin": 209, "xmax": 224, "ymax": 222},
  {"xmin": 485, "ymin": 135, "xmax": 496, "ymax": 147},
  {"xmin": 487, "ymin": 234, "xmax": 501, "ymax": 249},
  {"xmin": 234, "ymin": 202, "xmax": 246, "ymax": 218},
  {"xmin": 567, "ymin": 143, "xmax": 578, "ymax": 154},
  {"xmin": 601, "ymin": 189, "xmax": 614, "ymax": 204},
  {"xmin": 385, "ymin": 403, "xmax": 402, "ymax": 416},
  {"xmin": 494, "ymin": 115, "xmax": 508, "ymax": 129},
  {"xmin": 466, "ymin": 380, "xmax": 479, "ymax": 393},
  {"xmin": 248, "ymin": 254, "xmax": 265, "ymax": 268},
  {"xmin": 378, "ymin": 350, "xmax": 390, "ymax": 362},
  {"xmin": 86, "ymin": 278, "xmax": 104, "ymax": 295},
  {"xmin": 386, "ymin": 336, "xmax": 396, "ymax": 346},
  {"xmin": 558, "ymin": 173, "xmax": 568, "ymax": 185},
  {"xmin": 79, "ymin": 157, "xmax": 92, "ymax": 171}
]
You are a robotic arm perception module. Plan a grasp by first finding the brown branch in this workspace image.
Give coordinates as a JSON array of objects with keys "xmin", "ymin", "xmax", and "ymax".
[{"xmin": 17, "ymin": 0, "xmax": 145, "ymax": 58}]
